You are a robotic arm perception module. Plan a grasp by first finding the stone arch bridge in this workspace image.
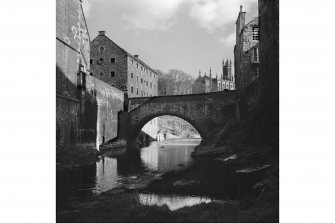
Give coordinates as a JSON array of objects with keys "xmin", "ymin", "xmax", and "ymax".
[{"xmin": 118, "ymin": 91, "xmax": 236, "ymax": 145}]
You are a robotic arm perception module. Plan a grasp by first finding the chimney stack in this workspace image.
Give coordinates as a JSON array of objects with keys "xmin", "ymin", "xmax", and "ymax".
[
  {"xmin": 99, "ymin": 31, "xmax": 106, "ymax": 36},
  {"xmin": 134, "ymin": 55, "xmax": 139, "ymax": 58},
  {"xmin": 240, "ymin": 5, "xmax": 243, "ymax": 12}
]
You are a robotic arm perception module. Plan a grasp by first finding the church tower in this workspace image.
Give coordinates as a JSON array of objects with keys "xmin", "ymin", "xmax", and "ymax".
[{"xmin": 222, "ymin": 58, "xmax": 232, "ymax": 80}]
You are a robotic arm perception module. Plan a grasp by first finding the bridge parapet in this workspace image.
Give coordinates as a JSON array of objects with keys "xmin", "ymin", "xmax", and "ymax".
[{"xmin": 128, "ymin": 97, "xmax": 152, "ymax": 111}]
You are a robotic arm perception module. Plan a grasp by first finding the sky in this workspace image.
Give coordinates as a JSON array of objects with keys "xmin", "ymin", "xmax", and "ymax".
[{"xmin": 82, "ymin": 0, "xmax": 258, "ymax": 79}]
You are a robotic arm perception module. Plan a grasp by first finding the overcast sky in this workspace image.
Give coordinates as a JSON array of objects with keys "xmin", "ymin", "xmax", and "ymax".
[{"xmin": 83, "ymin": 0, "xmax": 258, "ymax": 78}]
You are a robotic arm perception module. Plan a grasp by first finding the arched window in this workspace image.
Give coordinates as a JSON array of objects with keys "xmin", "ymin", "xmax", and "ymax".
[
  {"xmin": 97, "ymin": 58, "xmax": 104, "ymax": 65},
  {"xmin": 100, "ymin": 72, "xmax": 103, "ymax": 78},
  {"xmin": 99, "ymin": 46, "xmax": 105, "ymax": 53}
]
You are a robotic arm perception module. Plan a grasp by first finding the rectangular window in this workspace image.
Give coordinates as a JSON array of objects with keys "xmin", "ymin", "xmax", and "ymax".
[
  {"xmin": 141, "ymin": 90, "xmax": 143, "ymax": 96},
  {"xmin": 136, "ymin": 76, "xmax": 138, "ymax": 81},
  {"xmin": 90, "ymin": 72, "xmax": 93, "ymax": 76},
  {"xmin": 110, "ymin": 58, "xmax": 115, "ymax": 63},
  {"xmin": 111, "ymin": 71, "xmax": 115, "ymax": 77},
  {"xmin": 141, "ymin": 78, "xmax": 143, "ymax": 83},
  {"xmin": 137, "ymin": 63, "xmax": 138, "ymax": 68},
  {"xmin": 90, "ymin": 59, "xmax": 93, "ymax": 64},
  {"xmin": 150, "ymin": 72, "xmax": 152, "ymax": 77},
  {"xmin": 150, "ymin": 82, "xmax": 152, "ymax": 88},
  {"xmin": 131, "ymin": 73, "xmax": 133, "ymax": 78},
  {"xmin": 252, "ymin": 27, "xmax": 259, "ymax": 40},
  {"xmin": 131, "ymin": 86, "xmax": 134, "ymax": 93},
  {"xmin": 253, "ymin": 48, "xmax": 259, "ymax": 62},
  {"xmin": 136, "ymin": 88, "xmax": 138, "ymax": 95}
]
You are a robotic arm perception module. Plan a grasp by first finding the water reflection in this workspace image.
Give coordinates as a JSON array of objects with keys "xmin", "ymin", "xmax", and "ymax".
[
  {"xmin": 94, "ymin": 157, "xmax": 119, "ymax": 193},
  {"xmin": 138, "ymin": 193, "xmax": 212, "ymax": 211},
  {"xmin": 57, "ymin": 138, "xmax": 201, "ymax": 206},
  {"xmin": 92, "ymin": 139, "xmax": 200, "ymax": 193},
  {"xmin": 141, "ymin": 141, "xmax": 196, "ymax": 172}
]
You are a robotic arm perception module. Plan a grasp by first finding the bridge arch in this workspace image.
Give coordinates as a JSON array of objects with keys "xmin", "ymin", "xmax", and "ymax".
[
  {"xmin": 122, "ymin": 91, "xmax": 236, "ymax": 146},
  {"xmin": 130, "ymin": 112, "xmax": 205, "ymax": 140}
]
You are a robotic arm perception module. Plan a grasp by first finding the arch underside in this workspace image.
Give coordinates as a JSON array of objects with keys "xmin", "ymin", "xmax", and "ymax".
[{"xmin": 130, "ymin": 111, "xmax": 206, "ymax": 140}]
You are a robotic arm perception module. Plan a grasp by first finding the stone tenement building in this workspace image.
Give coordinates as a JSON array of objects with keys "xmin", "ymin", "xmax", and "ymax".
[
  {"xmin": 192, "ymin": 61, "xmax": 235, "ymax": 94},
  {"xmin": 90, "ymin": 31, "xmax": 158, "ymax": 98},
  {"xmin": 234, "ymin": 5, "xmax": 260, "ymax": 94}
]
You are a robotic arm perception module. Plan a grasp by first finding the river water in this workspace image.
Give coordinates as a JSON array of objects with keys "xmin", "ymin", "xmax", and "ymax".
[{"xmin": 57, "ymin": 138, "xmax": 221, "ymax": 210}]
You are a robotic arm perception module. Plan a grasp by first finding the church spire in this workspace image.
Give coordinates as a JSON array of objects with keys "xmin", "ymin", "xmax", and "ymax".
[{"xmin": 209, "ymin": 67, "xmax": 212, "ymax": 79}]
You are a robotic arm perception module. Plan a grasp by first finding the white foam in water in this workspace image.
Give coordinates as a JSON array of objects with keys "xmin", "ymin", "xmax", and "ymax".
[{"xmin": 138, "ymin": 193, "xmax": 212, "ymax": 211}]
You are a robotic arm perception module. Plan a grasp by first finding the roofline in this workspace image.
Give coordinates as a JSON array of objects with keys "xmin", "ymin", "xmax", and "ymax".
[
  {"xmin": 243, "ymin": 16, "xmax": 259, "ymax": 29},
  {"xmin": 127, "ymin": 54, "xmax": 157, "ymax": 74},
  {"xmin": 90, "ymin": 34, "xmax": 157, "ymax": 74}
]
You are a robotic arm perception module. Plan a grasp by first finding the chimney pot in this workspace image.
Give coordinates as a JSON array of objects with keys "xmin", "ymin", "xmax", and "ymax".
[{"xmin": 99, "ymin": 31, "xmax": 106, "ymax": 36}]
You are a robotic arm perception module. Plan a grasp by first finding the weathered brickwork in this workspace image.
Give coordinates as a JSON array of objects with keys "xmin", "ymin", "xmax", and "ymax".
[
  {"xmin": 90, "ymin": 31, "xmax": 158, "ymax": 98},
  {"xmin": 234, "ymin": 6, "xmax": 260, "ymax": 95},
  {"xmin": 56, "ymin": 0, "xmax": 124, "ymax": 158}
]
